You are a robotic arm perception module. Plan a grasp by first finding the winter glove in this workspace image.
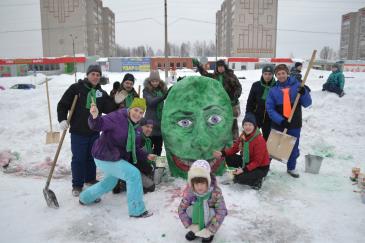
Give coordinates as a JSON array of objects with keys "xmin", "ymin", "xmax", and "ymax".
[
  {"xmin": 281, "ymin": 119, "xmax": 291, "ymax": 129},
  {"xmin": 187, "ymin": 224, "xmax": 200, "ymax": 233},
  {"xmin": 114, "ymin": 90, "xmax": 128, "ymax": 104},
  {"xmin": 195, "ymin": 228, "xmax": 213, "ymax": 238},
  {"xmin": 59, "ymin": 120, "xmax": 69, "ymax": 131},
  {"xmin": 297, "ymin": 86, "xmax": 306, "ymax": 95}
]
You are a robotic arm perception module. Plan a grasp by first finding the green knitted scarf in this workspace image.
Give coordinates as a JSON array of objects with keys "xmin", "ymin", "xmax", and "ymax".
[
  {"xmin": 242, "ymin": 129, "xmax": 261, "ymax": 167},
  {"xmin": 125, "ymin": 92, "xmax": 135, "ymax": 108},
  {"xmin": 154, "ymin": 90, "xmax": 164, "ymax": 120},
  {"xmin": 217, "ymin": 74, "xmax": 224, "ymax": 86},
  {"xmin": 192, "ymin": 191, "xmax": 212, "ymax": 230},
  {"xmin": 126, "ymin": 120, "xmax": 139, "ymax": 164},
  {"xmin": 260, "ymin": 78, "xmax": 276, "ymax": 101},
  {"xmin": 143, "ymin": 135, "xmax": 154, "ymax": 164},
  {"xmin": 84, "ymin": 83, "xmax": 97, "ymax": 109}
]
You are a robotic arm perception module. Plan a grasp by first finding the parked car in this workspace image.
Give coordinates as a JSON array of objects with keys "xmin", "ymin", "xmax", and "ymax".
[{"xmin": 10, "ymin": 84, "xmax": 36, "ymax": 89}]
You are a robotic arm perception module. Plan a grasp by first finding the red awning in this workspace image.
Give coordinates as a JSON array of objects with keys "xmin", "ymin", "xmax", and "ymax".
[{"xmin": 0, "ymin": 57, "xmax": 86, "ymax": 65}]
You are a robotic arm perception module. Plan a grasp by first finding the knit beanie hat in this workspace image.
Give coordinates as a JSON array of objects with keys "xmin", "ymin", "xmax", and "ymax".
[
  {"xmin": 188, "ymin": 160, "xmax": 211, "ymax": 187},
  {"xmin": 333, "ymin": 63, "xmax": 341, "ymax": 69},
  {"xmin": 129, "ymin": 98, "xmax": 146, "ymax": 112},
  {"xmin": 274, "ymin": 64, "xmax": 289, "ymax": 74},
  {"xmin": 122, "ymin": 73, "xmax": 135, "ymax": 83},
  {"xmin": 139, "ymin": 118, "xmax": 154, "ymax": 126},
  {"xmin": 262, "ymin": 65, "xmax": 274, "ymax": 74},
  {"xmin": 295, "ymin": 62, "xmax": 303, "ymax": 68},
  {"xmin": 216, "ymin": 59, "xmax": 226, "ymax": 67},
  {"xmin": 148, "ymin": 70, "xmax": 162, "ymax": 82},
  {"xmin": 242, "ymin": 112, "xmax": 257, "ymax": 127},
  {"xmin": 87, "ymin": 65, "xmax": 102, "ymax": 76}
]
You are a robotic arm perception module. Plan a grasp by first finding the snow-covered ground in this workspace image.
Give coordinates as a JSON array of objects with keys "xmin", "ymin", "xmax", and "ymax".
[{"xmin": 0, "ymin": 69, "xmax": 365, "ymax": 243}]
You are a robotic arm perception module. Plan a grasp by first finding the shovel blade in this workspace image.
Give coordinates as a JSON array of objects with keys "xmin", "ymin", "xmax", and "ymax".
[
  {"xmin": 267, "ymin": 129, "xmax": 297, "ymax": 163},
  {"xmin": 43, "ymin": 188, "xmax": 59, "ymax": 208},
  {"xmin": 46, "ymin": 132, "xmax": 60, "ymax": 144}
]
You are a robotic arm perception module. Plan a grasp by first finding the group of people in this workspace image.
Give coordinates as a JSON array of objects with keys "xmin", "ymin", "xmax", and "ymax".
[
  {"xmin": 56, "ymin": 59, "xmax": 344, "ymax": 241},
  {"xmin": 57, "ymin": 65, "xmax": 167, "ymax": 218}
]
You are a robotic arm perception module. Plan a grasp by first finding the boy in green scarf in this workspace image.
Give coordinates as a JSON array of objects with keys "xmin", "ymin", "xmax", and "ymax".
[
  {"xmin": 178, "ymin": 160, "xmax": 227, "ymax": 243},
  {"xmin": 213, "ymin": 112, "xmax": 271, "ymax": 190}
]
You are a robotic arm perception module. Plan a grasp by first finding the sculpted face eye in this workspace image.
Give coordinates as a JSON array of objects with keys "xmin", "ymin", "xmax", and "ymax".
[
  {"xmin": 207, "ymin": 115, "xmax": 222, "ymax": 125},
  {"xmin": 177, "ymin": 119, "xmax": 193, "ymax": 128}
]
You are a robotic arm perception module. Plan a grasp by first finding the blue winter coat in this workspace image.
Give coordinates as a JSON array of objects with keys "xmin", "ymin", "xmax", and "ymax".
[
  {"xmin": 266, "ymin": 76, "xmax": 312, "ymax": 130},
  {"xmin": 88, "ymin": 108, "xmax": 148, "ymax": 162}
]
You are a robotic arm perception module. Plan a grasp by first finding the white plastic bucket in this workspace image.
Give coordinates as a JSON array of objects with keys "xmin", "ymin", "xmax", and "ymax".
[{"xmin": 305, "ymin": 154, "xmax": 324, "ymax": 174}]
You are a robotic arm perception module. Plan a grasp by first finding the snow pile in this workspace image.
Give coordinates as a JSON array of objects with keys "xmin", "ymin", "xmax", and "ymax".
[{"xmin": 0, "ymin": 70, "xmax": 365, "ymax": 242}]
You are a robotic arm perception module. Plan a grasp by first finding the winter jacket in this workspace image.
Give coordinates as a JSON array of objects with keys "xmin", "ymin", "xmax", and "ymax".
[
  {"xmin": 290, "ymin": 67, "xmax": 302, "ymax": 82},
  {"xmin": 266, "ymin": 76, "xmax": 312, "ymax": 130},
  {"xmin": 325, "ymin": 70, "xmax": 345, "ymax": 90},
  {"xmin": 223, "ymin": 128, "xmax": 270, "ymax": 171},
  {"xmin": 88, "ymin": 108, "xmax": 148, "ymax": 162},
  {"xmin": 246, "ymin": 77, "xmax": 276, "ymax": 128},
  {"xmin": 57, "ymin": 78, "xmax": 118, "ymax": 136},
  {"xmin": 178, "ymin": 176, "xmax": 227, "ymax": 234},
  {"xmin": 142, "ymin": 79, "xmax": 167, "ymax": 136},
  {"xmin": 198, "ymin": 65, "xmax": 242, "ymax": 106}
]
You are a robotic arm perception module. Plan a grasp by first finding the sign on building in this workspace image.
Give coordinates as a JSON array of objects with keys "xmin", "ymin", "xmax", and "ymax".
[{"xmin": 121, "ymin": 58, "xmax": 151, "ymax": 72}]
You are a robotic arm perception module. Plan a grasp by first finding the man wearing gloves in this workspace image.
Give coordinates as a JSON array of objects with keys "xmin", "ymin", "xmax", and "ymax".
[{"xmin": 57, "ymin": 64, "xmax": 118, "ymax": 196}]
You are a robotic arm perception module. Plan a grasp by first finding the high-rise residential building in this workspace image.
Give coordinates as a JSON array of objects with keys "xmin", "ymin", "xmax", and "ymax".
[
  {"xmin": 340, "ymin": 7, "xmax": 365, "ymax": 60},
  {"xmin": 216, "ymin": 0, "xmax": 278, "ymax": 57},
  {"xmin": 40, "ymin": 0, "xmax": 116, "ymax": 57}
]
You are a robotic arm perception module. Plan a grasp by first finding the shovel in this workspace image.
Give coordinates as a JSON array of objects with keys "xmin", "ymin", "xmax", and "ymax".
[
  {"xmin": 45, "ymin": 77, "xmax": 60, "ymax": 144},
  {"xmin": 43, "ymin": 95, "xmax": 78, "ymax": 208},
  {"xmin": 267, "ymin": 50, "xmax": 317, "ymax": 162}
]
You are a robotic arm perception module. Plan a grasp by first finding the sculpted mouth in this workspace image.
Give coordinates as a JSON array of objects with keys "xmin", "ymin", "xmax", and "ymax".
[{"xmin": 172, "ymin": 154, "xmax": 224, "ymax": 172}]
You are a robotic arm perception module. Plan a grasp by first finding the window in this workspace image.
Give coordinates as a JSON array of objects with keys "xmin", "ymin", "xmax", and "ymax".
[
  {"xmin": 158, "ymin": 63, "xmax": 162, "ymax": 68},
  {"xmin": 244, "ymin": 0, "xmax": 250, "ymax": 9},
  {"xmin": 239, "ymin": 14, "xmax": 245, "ymax": 23},
  {"xmin": 176, "ymin": 62, "xmax": 181, "ymax": 68},
  {"xmin": 232, "ymin": 63, "xmax": 236, "ymax": 69},
  {"xmin": 241, "ymin": 65, "xmax": 247, "ymax": 70},
  {"xmin": 267, "ymin": 15, "xmax": 273, "ymax": 24},
  {"xmin": 183, "ymin": 62, "xmax": 186, "ymax": 67}
]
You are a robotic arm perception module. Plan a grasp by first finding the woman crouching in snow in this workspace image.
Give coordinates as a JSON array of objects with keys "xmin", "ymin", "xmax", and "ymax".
[
  {"xmin": 79, "ymin": 98, "xmax": 155, "ymax": 218},
  {"xmin": 213, "ymin": 112, "xmax": 270, "ymax": 190},
  {"xmin": 178, "ymin": 160, "xmax": 227, "ymax": 243}
]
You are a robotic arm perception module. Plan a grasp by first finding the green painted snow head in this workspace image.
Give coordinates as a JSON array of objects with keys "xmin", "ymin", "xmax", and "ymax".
[{"xmin": 161, "ymin": 76, "xmax": 233, "ymax": 178}]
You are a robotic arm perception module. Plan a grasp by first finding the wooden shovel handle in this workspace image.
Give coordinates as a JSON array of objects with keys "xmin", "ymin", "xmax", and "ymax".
[
  {"xmin": 284, "ymin": 50, "xmax": 317, "ymax": 133},
  {"xmin": 45, "ymin": 95, "xmax": 78, "ymax": 189}
]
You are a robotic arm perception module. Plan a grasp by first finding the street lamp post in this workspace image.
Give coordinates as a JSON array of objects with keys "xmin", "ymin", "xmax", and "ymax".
[{"xmin": 70, "ymin": 34, "xmax": 77, "ymax": 83}]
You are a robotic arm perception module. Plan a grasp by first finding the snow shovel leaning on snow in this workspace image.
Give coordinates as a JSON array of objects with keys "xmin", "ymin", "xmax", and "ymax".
[
  {"xmin": 267, "ymin": 50, "xmax": 317, "ymax": 162},
  {"xmin": 45, "ymin": 77, "xmax": 60, "ymax": 144},
  {"xmin": 43, "ymin": 95, "xmax": 78, "ymax": 208}
]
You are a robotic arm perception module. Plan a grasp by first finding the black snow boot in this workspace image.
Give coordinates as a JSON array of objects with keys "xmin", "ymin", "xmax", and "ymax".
[
  {"xmin": 185, "ymin": 231, "xmax": 197, "ymax": 241},
  {"xmin": 251, "ymin": 178, "xmax": 263, "ymax": 190},
  {"xmin": 287, "ymin": 170, "xmax": 300, "ymax": 178},
  {"xmin": 113, "ymin": 179, "xmax": 126, "ymax": 194},
  {"xmin": 201, "ymin": 235, "xmax": 214, "ymax": 243},
  {"xmin": 130, "ymin": 210, "xmax": 153, "ymax": 218},
  {"xmin": 79, "ymin": 198, "xmax": 101, "ymax": 205}
]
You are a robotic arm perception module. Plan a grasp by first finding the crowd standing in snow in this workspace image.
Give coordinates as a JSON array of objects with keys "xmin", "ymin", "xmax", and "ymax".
[{"xmin": 56, "ymin": 60, "xmax": 318, "ymax": 235}]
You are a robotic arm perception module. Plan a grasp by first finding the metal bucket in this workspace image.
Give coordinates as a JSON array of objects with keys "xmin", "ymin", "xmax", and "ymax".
[{"xmin": 305, "ymin": 154, "xmax": 324, "ymax": 174}]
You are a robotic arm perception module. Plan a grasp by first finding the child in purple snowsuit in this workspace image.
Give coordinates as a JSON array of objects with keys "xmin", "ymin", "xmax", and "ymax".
[{"xmin": 178, "ymin": 160, "xmax": 227, "ymax": 243}]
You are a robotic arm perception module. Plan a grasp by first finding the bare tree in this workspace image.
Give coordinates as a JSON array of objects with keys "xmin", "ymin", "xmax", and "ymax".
[
  {"xmin": 146, "ymin": 46, "xmax": 155, "ymax": 57},
  {"xmin": 320, "ymin": 46, "xmax": 334, "ymax": 60},
  {"xmin": 180, "ymin": 41, "xmax": 191, "ymax": 57}
]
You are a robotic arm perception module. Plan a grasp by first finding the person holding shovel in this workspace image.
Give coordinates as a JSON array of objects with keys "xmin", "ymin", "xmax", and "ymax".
[
  {"xmin": 143, "ymin": 70, "xmax": 168, "ymax": 156},
  {"xmin": 266, "ymin": 64, "xmax": 312, "ymax": 178},
  {"xmin": 57, "ymin": 65, "xmax": 118, "ymax": 197},
  {"xmin": 79, "ymin": 98, "xmax": 155, "ymax": 218}
]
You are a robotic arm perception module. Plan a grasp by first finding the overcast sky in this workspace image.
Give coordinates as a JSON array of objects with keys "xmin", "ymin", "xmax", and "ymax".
[{"xmin": 0, "ymin": 0, "xmax": 364, "ymax": 59}]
